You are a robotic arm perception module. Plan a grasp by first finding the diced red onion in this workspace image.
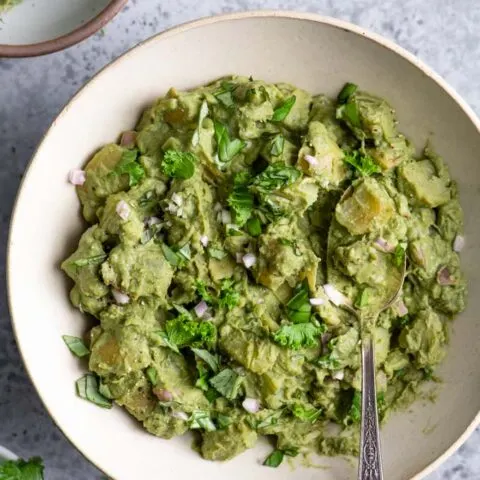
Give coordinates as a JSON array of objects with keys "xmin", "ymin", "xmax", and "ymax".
[
  {"xmin": 304, "ymin": 154, "xmax": 319, "ymax": 166},
  {"xmin": 394, "ymin": 298, "xmax": 408, "ymax": 317},
  {"xmin": 112, "ymin": 289, "xmax": 130, "ymax": 305},
  {"xmin": 242, "ymin": 253, "xmax": 257, "ymax": 268},
  {"xmin": 171, "ymin": 411, "xmax": 188, "ymax": 421},
  {"xmin": 220, "ymin": 209, "xmax": 232, "ymax": 224},
  {"xmin": 453, "ymin": 235, "xmax": 465, "ymax": 253},
  {"xmin": 154, "ymin": 388, "xmax": 173, "ymax": 402},
  {"xmin": 242, "ymin": 398, "xmax": 261, "ymax": 413},
  {"xmin": 374, "ymin": 237, "xmax": 395, "ymax": 253},
  {"xmin": 437, "ymin": 266, "xmax": 457, "ymax": 286},
  {"xmin": 194, "ymin": 301, "xmax": 208, "ymax": 318},
  {"xmin": 116, "ymin": 200, "xmax": 130, "ymax": 220},
  {"xmin": 147, "ymin": 216, "xmax": 161, "ymax": 227},
  {"xmin": 309, "ymin": 297, "xmax": 325, "ymax": 306},
  {"xmin": 171, "ymin": 193, "xmax": 183, "ymax": 207},
  {"xmin": 323, "ymin": 284, "xmax": 349, "ymax": 307},
  {"xmin": 200, "ymin": 235, "xmax": 209, "ymax": 247},
  {"xmin": 120, "ymin": 130, "xmax": 137, "ymax": 148},
  {"xmin": 332, "ymin": 370, "xmax": 344, "ymax": 380},
  {"xmin": 68, "ymin": 169, "xmax": 86, "ymax": 186}
]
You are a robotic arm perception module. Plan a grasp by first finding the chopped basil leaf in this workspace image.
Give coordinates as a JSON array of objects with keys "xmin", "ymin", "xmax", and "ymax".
[
  {"xmin": 246, "ymin": 217, "xmax": 262, "ymax": 237},
  {"xmin": 76, "ymin": 374, "xmax": 112, "ymax": 409},
  {"xmin": 215, "ymin": 89, "xmax": 235, "ymax": 108},
  {"xmin": 337, "ymin": 82, "xmax": 358, "ymax": 104},
  {"xmin": 255, "ymin": 410, "xmax": 284, "ymax": 429},
  {"xmin": 291, "ymin": 403, "xmax": 322, "ymax": 423},
  {"xmin": 188, "ymin": 411, "xmax": 216, "ymax": 432},
  {"xmin": 71, "ymin": 254, "xmax": 107, "ymax": 267},
  {"xmin": 62, "ymin": 335, "xmax": 89, "ymax": 358},
  {"xmin": 286, "ymin": 282, "xmax": 312, "ymax": 323},
  {"xmin": 227, "ymin": 186, "xmax": 254, "ymax": 227},
  {"xmin": 209, "ymin": 368, "xmax": 243, "ymax": 400},
  {"xmin": 233, "ymin": 170, "xmax": 252, "ymax": 186},
  {"xmin": 393, "ymin": 243, "xmax": 406, "ymax": 267},
  {"xmin": 354, "ymin": 288, "xmax": 369, "ymax": 308},
  {"xmin": 161, "ymin": 149, "xmax": 196, "ymax": 179},
  {"xmin": 263, "ymin": 449, "xmax": 284, "ymax": 468},
  {"xmin": 195, "ymin": 362, "xmax": 210, "ymax": 392},
  {"xmin": 156, "ymin": 330, "xmax": 180, "ymax": 353},
  {"xmin": 252, "ymin": 163, "xmax": 302, "ymax": 193},
  {"xmin": 0, "ymin": 457, "xmax": 45, "ymax": 480},
  {"xmin": 114, "ymin": 149, "xmax": 145, "ymax": 186},
  {"xmin": 191, "ymin": 348, "xmax": 220, "ymax": 372},
  {"xmin": 146, "ymin": 366, "xmax": 158, "ymax": 386},
  {"xmin": 214, "ymin": 120, "xmax": 247, "ymax": 165},
  {"xmin": 161, "ymin": 243, "xmax": 182, "ymax": 267},
  {"xmin": 270, "ymin": 135, "xmax": 285, "ymax": 156},
  {"xmin": 177, "ymin": 243, "xmax": 191, "ymax": 262},
  {"xmin": 215, "ymin": 413, "xmax": 232, "ymax": 430},
  {"xmin": 272, "ymin": 322, "xmax": 323, "ymax": 350},
  {"xmin": 343, "ymin": 150, "xmax": 380, "ymax": 176},
  {"xmin": 208, "ymin": 246, "xmax": 227, "ymax": 260},
  {"xmin": 271, "ymin": 96, "xmax": 296, "ymax": 122}
]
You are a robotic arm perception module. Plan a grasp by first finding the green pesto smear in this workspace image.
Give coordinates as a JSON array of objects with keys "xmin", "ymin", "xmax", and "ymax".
[{"xmin": 62, "ymin": 77, "xmax": 466, "ymax": 466}]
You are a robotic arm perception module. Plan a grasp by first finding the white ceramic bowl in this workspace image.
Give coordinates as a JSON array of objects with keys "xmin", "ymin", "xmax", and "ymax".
[
  {"xmin": 0, "ymin": 446, "xmax": 17, "ymax": 462},
  {"xmin": 7, "ymin": 11, "xmax": 480, "ymax": 480}
]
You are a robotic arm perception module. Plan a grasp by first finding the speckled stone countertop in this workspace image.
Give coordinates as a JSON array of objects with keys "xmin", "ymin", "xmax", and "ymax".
[{"xmin": 0, "ymin": 1, "xmax": 478, "ymax": 479}]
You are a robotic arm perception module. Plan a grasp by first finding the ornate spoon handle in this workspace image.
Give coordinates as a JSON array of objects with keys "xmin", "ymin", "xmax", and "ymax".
[{"xmin": 358, "ymin": 335, "xmax": 384, "ymax": 480}]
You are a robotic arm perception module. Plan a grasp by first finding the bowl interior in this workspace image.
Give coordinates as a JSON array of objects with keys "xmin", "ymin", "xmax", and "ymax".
[
  {"xmin": 8, "ymin": 12, "xmax": 480, "ymax": 480},
  {"xmin": 0, "ymin": 0, "xmax": 111, "ymax": 45}
]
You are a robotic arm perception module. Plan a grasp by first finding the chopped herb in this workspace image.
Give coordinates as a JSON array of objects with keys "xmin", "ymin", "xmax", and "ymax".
[
  {"xmin": 215, "ymin": 413, "xmax": 232, "ymax": 429},
  {"xmin": 177, "ymin": 243, "xmax": 191, "ymax": 262},
  {"xmin": 354, "ymin": 288, "xmax": 369, "ymax": 308},
  {"xmin": 161, "ymin": 243, "xmax": 183, "ymax": 267},
  {"xmin": 71, "ymin": 254, "xmax": 107, "ymax": 268},
  {"xmin": 215, "ymin": 82, "xmax": 237, "ymax": 108},
  {"xmin": 0, "ymin": 457, "xmax": 45, "ymax": 480},
  {"xmin": 272, "ymin": 322, "xmax": 323, "ymax": 350},
  {"xmin": 233, "ymin": 170, "xmax": 252, "ymax": 186},
  {"xmin": 156, "ymin": 330, "xmax": 180, "ymax": 353},
  {"xmin": 270, "ymin": 135, "xmax": 285, "ymax": 156},
  {"xmin": 377, "ymin": 392, "xmax": 386, "ymax": 409},
  {"xmin": 271, "ymin": 96, "xmax": 296, "ymax": 122},
  {"xmin": 76, "ymin": 374, "xmax": 112, "ymax": 409},
  {"xmin": 214, "ymin": 120, "xmax": 247, "ymax": 165},
  {"xmin": 218, "ymin": 279, "xmax": 240, "ymax": 310},
  {"xmin": 114, "ymin": 149, "xmax": 145, "ymax": 186},
  {"xmin": 209, "ymin": 368, "xmax": 243, "ymax": 400},
  {"xmin": 263, "ymin": 449, "xmax": 284, "ymax": 468},
  {"xmin": 161, "ymin": 149, "xmax": 196, "ymax": 179},
  {"xmin": 337, "ymin": 102, "xmax": 361, "ymax": 128},
  {"xmin": 141, "ymin": 222, "xmax": 162, "ymax": 244},
  {"xmin": 138, "ymin": 190, "xmax": 157, "ymax": 209},
  {"xmin": 291, "ymin": 403, "xmax": 322, "ymax": 423},
  {"xmin": 255, "ymin": 410, "xmax": 284, "ymax": 429},
  {"xmin": 188, "ymin": 411, "xmax": 216, "ymax": 432},
  {"xmin": 286, "ymin": 282, "xmax": 312, "ymax": 324},
  {"xmin": 146, "ymin": 366, "xmax": 158, "ymax": 386},
  {"xmin": 337, "ymin": 82, "xmax": 358, "ymax": 104},
  {"xmin": 192, "ymin": 100, "xmax": 209, "ymax": 147},
  {"xmin": 398, "ymin": 314, "xmax": 410, "ymax": 327},
  {"xmin": 343, "ymin": 150, "xmax": 380, "ymax": 176},
  {"xmin": 191, "ymin": 348, "xmax": 220, "ymax": 372},
  {"xmin": 165, "ymin": 315, "xmax": 217, "ymax": 349},
  {"xmin": 395, "ymin": 368, "xmax": 407, "ymax": 378},
  {"xmin": 195, "ymin": 362, "xmax": 210, "ymax": 391},
  {"xmin": 226, "ymin": 224, "xmax": 243, "ymax": 236},
  {"xmin": 204, "ymin": 388, "xmax": 221, "ymax": 403},
  {"xmin": 227, "ymin": 186, "xmax": 254, "ymax": 226},
  {"xmin": 349, "ymin": 391, "xmax": 361, "ymax": 423},
  {"xmin": 252, "ymin": 163, "xmax": 302, "ymax": 193},
  {"xmin": 62, "ymin": 335, "xmax": 89, "ymax": 358},
  {"xmin": 246, "ymin": 217, "xmax": 262, "ymax": 237},
  {"xmin": 195, "ymin": 280, "xmax": 214, "ymax": 303},
  {"xmin": 393, "ymin": 244, "xmax": 406, "ymax": 267},
  {"xmin": 208, "ymin": 246, "xmax": 227, "ymax": 260}
]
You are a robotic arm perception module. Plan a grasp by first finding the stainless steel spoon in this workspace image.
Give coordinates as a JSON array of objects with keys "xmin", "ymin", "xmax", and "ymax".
[{"xmin": 327, "ymin": 184, "xmax": 406, "ymax": 480}]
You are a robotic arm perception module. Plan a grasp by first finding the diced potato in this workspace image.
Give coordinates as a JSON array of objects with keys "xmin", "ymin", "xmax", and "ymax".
[
  {"xmin": 144, "ymin": 408, "xmax": 189, "ymax": 439},
  {"xmin": 335, "ymin": 178, "xmax": 395, "ymax": 235},
  {"xmin": 368, "ymin": 135, "xmax": 413, "ymax": 170},
  {"xmin": 116, "ymin": 376, "xmax": 157, "ymax": 421}
]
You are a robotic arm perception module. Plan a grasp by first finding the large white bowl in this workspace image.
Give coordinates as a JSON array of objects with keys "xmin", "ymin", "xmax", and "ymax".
[{"xmin": 7, "ymin": 11, "xmax": 480, "ymax": 480}]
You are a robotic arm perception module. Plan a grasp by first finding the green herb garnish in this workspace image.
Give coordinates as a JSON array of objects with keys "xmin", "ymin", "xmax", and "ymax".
[
  {"xmin": 191, "ymin": 348, "xmax": 220, "ymax": 372},
  {"xmin": 291, "ymin": 403, "xmax": 322, "ymax": 423},
  {"xmin": 62, "ymin": 335, "xmax": 89, "ymax": 358},
  {"xmin": 165, "ymin": 315, "xmax": 217, "ymax": 350},
  {"xmin": 114, "ymin": 149, "xmax": 145, "ymax": 186},
  {"xmin": 215, "ymin": 413, "xmax": 232, "ymax": 430},
  {"xmin": 270, "ymin": 135, "xmax": 285, "ymax": 156},
  {"xmin": 349, "ymin": 391, "xmax": 361, "ymax": 423},
  {"xmin": 286, "ymin": 282, "xmax": 312, "ymax": 323},
  {"xmin": 207, "ymin": 246, "xmax": 227, "ymax": 260},
  {"xmin": 161, "ymin": 149, "xmax": 196, "ymax": 179},
  {"xmin": 0, "ymin": 457, "xmax": 45, "ymax": 480},
  {"xmin": 146, "ymin": 366, "xmax": 158, "ymax": 386},
  {"xmin": 393, "ymin": 244, "xmax": 406, "ymax": 267},
  {"xmin": 209, "ymin": 368, "xmax": 243, "ymax": 400},
  {"xmin": 70, "ymin": 254, "xmax": 107, "ymax": 268},
  {"xmin": 246, "ymin": 217, "xmax": 262, "ymax": 237},
  {"xmin": 337, "ymin": 82, "xmax": 358, "ymax": 104},
  {"xmin": 354, "ymin": 288, "xmax": 369, "ymax": 308},
  {"xmin": 195, "ymin": 280, "xmax": 214, "ymax": 303},
  {"xmin": 227, "ymin": 186, "xmax": 254, "ymax": 227},
  {"xmin": 252, "ymin": 163, "xmax": 302, "ymax": 193},
  {"xmin": 271, "ymin": 96, "xmax": 296, "ymax": 122},
  {"xmin": 76, "ymin": 374, "xmax": 112, "ymax": 409},
  {"xmin": 263, "ymin": 447, "xmax": 298, "ymax": 468},
  {"xmin": 272, "ymin": 322, "xmax": 323, "ymax": 350},
  {"xmin": 344, "ymin": 150, "xmax": 380, "ymax": 176},
  {"xmin": 188, "ymin": 411, "xmax": 216, "ymax": 432},
  {"xmin": 214, "ymin": 121, "xmax": 247, "ymax": 165},
  {"xmin": 218, "ymin": 279, "xmax": 240, "ymax": 310}
]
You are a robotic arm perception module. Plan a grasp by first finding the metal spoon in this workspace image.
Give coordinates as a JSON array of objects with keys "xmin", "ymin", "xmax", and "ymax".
[{"xmin": 326, "ymin": 184, "xmax": 406, "ymax": 480}]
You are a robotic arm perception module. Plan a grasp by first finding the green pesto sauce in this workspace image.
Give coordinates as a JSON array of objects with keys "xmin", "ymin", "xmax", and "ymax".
[{"xmin": 62, "ymin": 76, "xmax": 466, "ymax": 464}]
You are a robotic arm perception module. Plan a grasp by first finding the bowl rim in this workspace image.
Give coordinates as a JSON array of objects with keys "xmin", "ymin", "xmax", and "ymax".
[
  {"xmin": 6, "ymin": 10, "xmax": 480, "ymax": 480},
  {"xmin": 0, "ymin": 0, "xmax": 128, "ymax": 58},
  {"xmin": 0, "ymin": 446, "xmax": 18, "ymax": 462}
]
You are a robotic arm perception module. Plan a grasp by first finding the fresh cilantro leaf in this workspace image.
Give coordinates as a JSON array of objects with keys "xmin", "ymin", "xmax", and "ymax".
[
  {"xmin": 161, "ymin": 149, "xmax": 196, "ymax": 179},
  {"xmin": 246, "ymin": 217, "xmax": 262, "ymax": 237},
  {"xmin": 165, "ymin": 315, "xmax": 217, "ymax": 349},
  {"xmin": 188, "ymin": 411, "xmax": 216, "ymax": 432},
  {"xmin": 214, "ymin": 120, "xmax": 247, "ymax": 165},
  {"xmin": 354, "ymin": 288, "xmax": 369, "ymax": 308},
  {"xmin": 62, "ymin": 335, "xmax": 89, "ymax": 358},
  {"xmin": 343, "ymin": 150, "xmax": 380, "ymax": 176},
  {"xmin": 195, "ymin": 280, "xmax": 214, "ymax": 303},
  {"xmin": 286, "ymin": 282, "xmax": 312, "ymax": 324},
  {"xmin": 70, "ymin": 254, "xmax": 107, "ymax": 268},
  {"xmin": 114, "ymin": 149, "xmax": 145, "ymax": 187},
  {"xmin": 252, "ymin": 163, "xmax": 301, "ymax": 193},
  {"xmin": 0, "ymin": 457, "xmax": 45, "ymax": 480},
  {"xmin": 191, "ymin": 348, "xmax": 220, "ymax": 373},
  {"xmin": 141, "ymin": 221, "xmax": 162, "ymax": 244},
  {"xmin": 76, "ymin": 374, "xmax": 112, "ymax": 409},
  {"xmin": 215, "ymin": 413, "xmax": 232, "ymax": 430},
  {"xmin": 291, "ymin": 403, "xmax": 322, "ymax": 423},
  {"xmin": 393, "ymin": 244, "xmax": 406, "ymax": 267},
  {"xmin": 349, "ymin": 391, "xmax": 361, "ymax": 423},
  {"xmin": 271, "ymin": 96, "xmax": 296, "ymax": 122},
  {"xmin": 192, "ymin": 100, "xmax": 209, "ymax": 147},
  {"xmin": 337, "ymin": 82, "xmax": 358, "ymax": 104},
  {"xmin": 272, "ymin": 323, "xmax": 322, "ymax": 350},
  {"xmin": 227, "ymin": 186, "xmax": 254, "ymax": 226},
  {"xmin": 263, "ymin": 449, "xmax": 284, "ymax": 468},
  {"xmin": 207, "ymin": 246, "xmax": 227, "ymax": 260},
  {"xmin": 218, "ymin": 279, "xmax": 240, "ymax": 310},
  {"xmin": 209, "ymin": 368, "xmax": 243, "ymax": 400},
  {"xmin": 270, "ymin": 135, "xmax": 285, "ymax": 156},
  {"xmin": 146, "ymin": 366, "xmax": 158, "ymax": 386}
]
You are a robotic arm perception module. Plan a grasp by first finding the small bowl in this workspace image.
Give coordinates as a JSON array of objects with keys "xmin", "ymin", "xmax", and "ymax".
[
  {"xmin": 7, "ymin": 10, "xmax": 480, "ymax": 480},
  {"xmin": 0, "ymin": 0, "xmax": 127, "ymax": 57}
]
